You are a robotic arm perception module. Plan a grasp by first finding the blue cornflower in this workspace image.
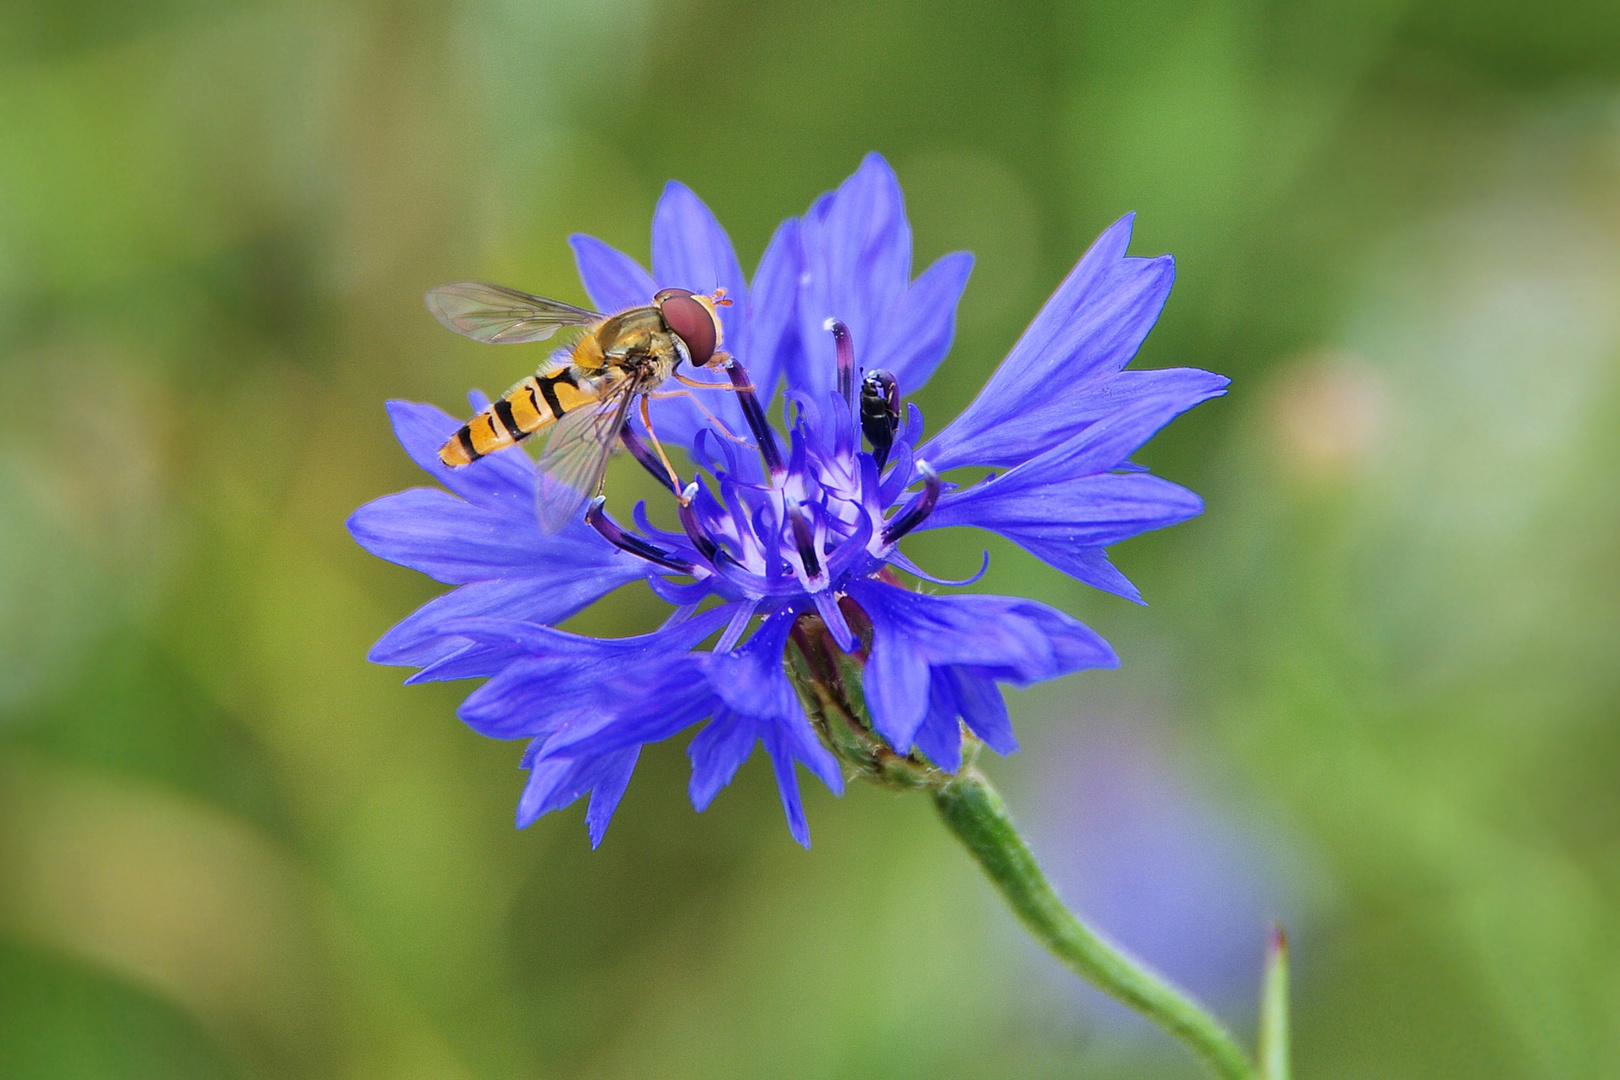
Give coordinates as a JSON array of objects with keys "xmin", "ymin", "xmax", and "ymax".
[{"xmin": 350, "ymin": 154, "xmax": 1227, "ymax": 847}]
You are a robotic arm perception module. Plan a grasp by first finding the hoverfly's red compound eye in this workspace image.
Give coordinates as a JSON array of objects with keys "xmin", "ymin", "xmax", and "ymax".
[{"xmin": 655, "ymin": 288, "xmax": 719, "ymax": 366}]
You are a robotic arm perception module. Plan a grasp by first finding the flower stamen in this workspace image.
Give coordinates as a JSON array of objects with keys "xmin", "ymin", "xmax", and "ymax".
[
  {"xmin": 722, "ymin": 357, "xmax": 786, "ymax": 480},
  {"xmin": 586, "ymin": 497, "xmax": 695, "ymax": 573},
  {"xmin": 677, "ymin": 482, "xmax": 741, "ymax": 568},
  {"xmin": 787, "ymin": 504, "xmax": 823, "ymax": 580},
  {"xmin": 826, "ymin": 317, "xmax": 856, "ymax": 410},
  {"xmin": 882, "ymin": 461, "xmax": 941, "ymax": 544},
  {"xmin": 621, "ymin": 425, "xmax": 680, "ymax": 496}
]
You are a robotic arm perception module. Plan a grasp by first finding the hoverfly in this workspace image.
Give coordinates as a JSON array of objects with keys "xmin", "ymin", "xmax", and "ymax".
[{"xmin": 425, "ymin": 281, "xmax": 731, "ymax": 531}]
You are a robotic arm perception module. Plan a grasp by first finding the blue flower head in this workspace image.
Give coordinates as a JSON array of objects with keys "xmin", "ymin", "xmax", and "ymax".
[{"xmin": 350, "ymin": 154, "xmax": 1228, "ymax": 847}]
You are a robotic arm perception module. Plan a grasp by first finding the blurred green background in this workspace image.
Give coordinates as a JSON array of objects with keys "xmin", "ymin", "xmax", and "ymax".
[{"xmin": 3, "ymin": 0, "xmax": 1620, "ymax": 1077}]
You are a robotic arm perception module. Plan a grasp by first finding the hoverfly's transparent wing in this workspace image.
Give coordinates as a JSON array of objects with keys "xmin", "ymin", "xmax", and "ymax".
[
  {"xmin": 426, "ymin": 282, "xmax": 603, "ymax": 344},
  {"xmin": 531, "ymin": 377, "xmax": 644, "ymax": 532}
]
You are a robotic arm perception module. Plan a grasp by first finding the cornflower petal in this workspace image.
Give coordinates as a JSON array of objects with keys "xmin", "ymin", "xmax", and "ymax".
[
  {"xmin": 569, "ymin": 233, "xmax": 657, "ymax": 314},
  {"xmin": 515, "ymin": 755, "xmax": 575, "ymax": 828},
  {"xmin": 348, "ymin": 488, "xmax": 545, "ymax": 584},
  {"xmin": 762, "ymin": 722, "xmax": 814, "ymax": 848},
  {"xmin": 793, "ymin": 153, "xmax": 969, "ymax": 399},
  {"xmin": 796, "ymin": 155, "xmax": 910, "ymax": 395},
  {"xmin": 912, "ymin": 677, "xmax": 966, "ymax": 773},
  {"xmin": 921, "ymin": 214, "xmax": 1206, "ymax": 472},
  {"xmin": 515, "ymin": 746, "xmax": 639, "ymax": 848},
  {"xmin": 708, "ymin": 611, "xmax": 800, "ymax": 718},
  {"xmin": 691, "ymin": 612, "xmax": 844, "ymax": 846},
  {"xmin": 348, "ymin": 402, "xmax": 647, "ymax": 669},
  {"xmin": 740, "ymin": 218, "xmax": 803, "ymax": 401},
  {"xmin": 687, "ymin": 713, "xmax": 758, "ymax": 812},
  {"xmin": 862, "ymin": 618, "xmax": 931, "ymax": 751},
  {"xmin": 846, "ymin": 579, "xmax": 1118, "ymax": 755},
  {"xmin": 574, "ymin": 668, "xmax": 717, "ymax": 753},
  {"xmin": 873, "ymin": 250, "xmax": 974, "ymax": 392},
  {"xmin": 652, "ymin": 181, "xmax": 748, "ymax": 347},
  {"xmin": 919, "ymin": 392, "xmax": 1216, "ymax": 599},
  {"xmin": 452, "ymin": 611, "xmax": 729, "ymax": 741},
  {"xmin": 583, "ymin": 749, "xmax": 640, "ymax": 848},
  {"xmin": 427, "ymin": 606, "xmax": 732, "ymax": 686},
  {"xmin": 375, "ymin": 578, "xmax": 645, "ymax": 670},
  {"xmin": 531, "ymin": 653, "xmax": 715, "ymax": 757},
  {"xmin": 935, "ymin": 473, "xmax": 1203, "ymax": 601},
  {"xmin": 947, "ymin": 666, "xmax": 1018, "ymax": 754},
  {"xmin": 909, "ymin": 666, "xmax": 1018, "ymax": 773},
  {"xmin": 930, "ymin": 366, "xmax": 1232, "ymax": 473}
]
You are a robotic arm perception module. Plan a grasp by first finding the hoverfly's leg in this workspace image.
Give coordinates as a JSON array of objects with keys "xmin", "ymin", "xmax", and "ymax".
[
  {"xmin": 620, "ymin": 425, "xmax": 680, "ymax": 497},
  {"xmin": 672, "ymin": 371, "xmax": 741, "ymax": 391},
  {"xmin": 638, "ymin": 394, "xmax": 688, "ymax": 503},
  {"xmin": 648, "ymin": 388, "xmax": 755, "ymax": 448},
  {"xmin": 703, "ymin": 350, "xmax": 733, "ymax": 372}
]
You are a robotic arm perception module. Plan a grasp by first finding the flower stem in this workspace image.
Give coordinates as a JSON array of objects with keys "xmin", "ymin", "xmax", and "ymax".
[
  {"xmin": 786, "ymin": 612, "xmax": 1265, "ymax": 1080},
  {"xmin": 933, "ymin": 769, "xmax": 1258, "ymax": 1079}
]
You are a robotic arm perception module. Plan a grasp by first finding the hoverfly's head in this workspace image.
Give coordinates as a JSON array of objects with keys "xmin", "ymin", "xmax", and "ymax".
[{"xmin": 655, "ymin": 287, "xmax": 728, "ymax": 367}]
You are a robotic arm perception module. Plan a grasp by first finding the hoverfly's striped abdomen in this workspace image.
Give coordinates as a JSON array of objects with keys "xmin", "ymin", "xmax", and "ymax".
[{"xmin": 439, "ymin": 368, "xmax": 604, "ymax": 466}]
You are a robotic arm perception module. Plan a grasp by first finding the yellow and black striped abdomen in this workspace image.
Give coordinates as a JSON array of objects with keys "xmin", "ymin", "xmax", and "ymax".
[{"xmin": 439, "ymin": 368, "xmax": 606, "ymax": 466}]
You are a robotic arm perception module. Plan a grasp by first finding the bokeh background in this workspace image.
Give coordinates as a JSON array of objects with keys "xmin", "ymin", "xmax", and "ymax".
[{"xmin": 3, "ymin": 0, "xmax": 1619, "ymax": 1077}]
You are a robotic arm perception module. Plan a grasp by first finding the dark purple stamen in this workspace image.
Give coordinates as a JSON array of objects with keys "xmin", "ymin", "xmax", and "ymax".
[
  {"xmin": 677, "ymin": 483, "xmax": 739, "ymax": 568},
  {"xmin": 723, "ymin": 357, "xmax": 785, "ymax": 478},
  {"xmin": 859, "ymin": 369, "xmax": 901, "ymax": 469},
  {"xmin": 882, "ymin": 461, "xmax": 941, "ymax": 544},
  {"xmin": 621, "ymin": 425, "xmax": 680, "ymax": 496},
  {"xmin": 587, "ymin": 497, "xmax": 693, "ymax": 573},
  {"xmin": 787, "ymin": 504, "xmax": 822, "ymax": 579},
  {"xmin": 826, "ymin": 318, "xmax": 856, "ymax": 410}
]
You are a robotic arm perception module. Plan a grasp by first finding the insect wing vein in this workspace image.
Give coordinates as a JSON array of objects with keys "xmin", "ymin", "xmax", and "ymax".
[
  {"xmin": 426, "ymin": 282, "xmax": 603, "ymax": 344},
  {"xmin": 531, "ymin": 373, "xmax": 648, "ymax": 532}
]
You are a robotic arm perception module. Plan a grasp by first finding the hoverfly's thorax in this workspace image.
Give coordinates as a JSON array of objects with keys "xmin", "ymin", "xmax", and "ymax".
[
  {"xmin": 572, "ymin": 330, "xmax": 606, "ymax": 370},
  {"xmin": 575, "ymin": 307, "xmax": 659, "ymax": 371}
]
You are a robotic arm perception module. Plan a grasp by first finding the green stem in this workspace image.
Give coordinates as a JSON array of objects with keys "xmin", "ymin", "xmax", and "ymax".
[
  {"xmin": 785, "ymin": 612, "xmax": 1265, "ymax": 1080},
  {"xmin": 933, "ymin": 769, "xmax": 1259, "ymax": 1080}
]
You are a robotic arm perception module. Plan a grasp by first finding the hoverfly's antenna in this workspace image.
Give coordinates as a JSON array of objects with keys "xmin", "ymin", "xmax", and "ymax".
[{"xmin": 710, "ymin": 287, "xmax": 733, "ymax": 308}]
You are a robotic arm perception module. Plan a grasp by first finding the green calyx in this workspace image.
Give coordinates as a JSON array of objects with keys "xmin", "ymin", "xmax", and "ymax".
[{"xmin": 785, "ymin": 610, "xmax": 964, "ymax": 792}]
